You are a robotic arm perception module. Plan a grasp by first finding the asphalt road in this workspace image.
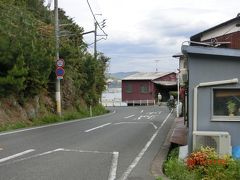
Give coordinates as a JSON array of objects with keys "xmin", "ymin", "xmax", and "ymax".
[{"xmin": 0, "ymin": 105, "xmax": 175, "ymax": 180}]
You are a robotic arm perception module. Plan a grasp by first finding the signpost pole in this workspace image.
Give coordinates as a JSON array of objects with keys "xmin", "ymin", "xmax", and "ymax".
[{"xmin": 54, "ymin": 0, "xmax": 61, "ymax": 116}]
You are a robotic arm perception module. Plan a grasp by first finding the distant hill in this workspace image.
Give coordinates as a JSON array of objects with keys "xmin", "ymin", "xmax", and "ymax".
[{"xmin": 109, "ymin": 71, "xmax": 139, "ymax": 80}]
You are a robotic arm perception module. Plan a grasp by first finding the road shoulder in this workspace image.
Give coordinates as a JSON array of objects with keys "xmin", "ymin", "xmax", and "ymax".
[{"xmin": 151, "ymin": 116, "xmax": 177, "ymax": 179}]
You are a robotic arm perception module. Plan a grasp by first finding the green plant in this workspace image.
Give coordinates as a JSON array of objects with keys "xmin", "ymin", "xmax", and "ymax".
[
  {"xmin": 164, "ymin": 157, "xmax": 201, "ymax": 180},
  {"xmin": 226, "ymin": 100, "xmax": 236, "ymax": 115},
  {"xmin": 164, "ymin": 146, "xmax": 240, "ymax": 180},
  {"xmin": 163, "ymin": 147, "xmax": 201, "ymax": 180}
]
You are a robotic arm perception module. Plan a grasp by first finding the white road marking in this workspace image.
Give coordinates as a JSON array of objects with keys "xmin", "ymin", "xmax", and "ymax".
[
  {"xmin": 137, "ymin": 115, "xmax": 154, "ymax": 120},
  {"xmin": 0, "ymin": 148, "xmax": 114, "ymax": 166},
  {"xmin": 0, "ymin": 146, "xmax": 119, "ymax": 180},
  {"xmin": 49, "ymin": 148, "xmax": 119, "ymax": 180},
  {"xmin": 85, "ymin": 123, "xmax": 111, "ymax": 132},
  {"xmin": 61, "ymin": 148, "xmax": 112, "ymax": 154},
  {"xmin": 114, "ymin": 122, "xmax": 157, "ymax": 130},
  {"xmin": 150, "ymin": 122, "xmax": 157, "ymax": 129},
  {"xmin": 119, "ymin": 110, "xmax": 172, "ymax": 180},
  {"xmin": 147, "ymin": 115, "xmax": 153, "ymax": 120},
  {"xmin": 137, "ymin": 115, "xmax": 144, "ymax": 120},
  {"xmin": 114, "ymin": 122, "xmax": 137, "ymax": 125},
  {"xmin": 0, "ymin": 149, "xmax": 35, "ymax": 163},
  {"xmin": 140, "ymin": 110, "xmax": 144, "ymax": 113},
  {"xmin": 0, "ymin": 110, "xmax": 116, "ymax": 137},
  {"xmin": 0, "ymin": 148, "xmax": 3, "ymax": 151},
  {"xmin": 35, "ymin": 148, "xmax": 64, "ymax": 156},
  {"xmin": 108, "ymin": 152, "xmax": 119, "ymax": 180},
  {"xmin": 0, "ymin": 148, "xmax": 63, "ymax": 166},
  {"xmin": 124, "ymin": 115, "xmax": 135, "ymax": 119}
]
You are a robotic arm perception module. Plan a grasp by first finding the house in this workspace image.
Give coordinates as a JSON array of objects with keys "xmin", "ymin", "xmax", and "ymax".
[
  {"xmin": 190, "ymin": 13, "xmax": 240, "ymax": 49},
  {"xmin": 174, "ymin": 14, "xmax": 240, "ymax": 156},
  {"xmin": 122, "ymin": 72, "xmax": 177, "ymax": 105},
  {"xmin": 182, "ymin": 45, "xmax": 240, "ymax": 155}
]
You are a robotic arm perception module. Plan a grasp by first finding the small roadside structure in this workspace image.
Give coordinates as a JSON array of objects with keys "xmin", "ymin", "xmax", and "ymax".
[
  {"xmin": 122, "ymin": 72, "xmax": 176, "ymax": 106},
  {"xmin": 182, "ymin": 45, "xmax": 240, "ymax": 155}
]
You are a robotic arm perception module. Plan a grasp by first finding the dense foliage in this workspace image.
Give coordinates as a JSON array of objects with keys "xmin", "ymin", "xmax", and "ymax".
[
  {"xmin": 164, "ymin": 147, "xmax": 240, "ymax": 180},
  {"xmin": 0, "ymin": 0, "xmax": 109, "ymax": 109}
]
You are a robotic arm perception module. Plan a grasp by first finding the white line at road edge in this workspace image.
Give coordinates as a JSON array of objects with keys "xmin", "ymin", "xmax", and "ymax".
[
  {"xmin": 0, "ymin": 149, "xmax": 35, "ymax": 163},
  {"xmin": 119, "ymin": 110, "xmax": 173, "ymax": 180},
  {"xmin": 85, "ymin": 123, "xmax": 111, "ymax": 132},
  {"xmin": 124, "ymin": 115, "xmax": 135, "ymax": 119},
  {"xmin": 0, "ymin": 110, "xmax": 116, "ymax": 137},
  {"xmin": 108, "ymin": 152, "xmax": 119, "ymax": 180}
]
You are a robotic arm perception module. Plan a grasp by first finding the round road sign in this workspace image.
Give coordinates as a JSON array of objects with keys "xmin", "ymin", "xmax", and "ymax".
[
  {"xmin": 56, "ymin": 67, "xmax": 65, "ymax": 77},
  {"xmin": 56, "ymin": 59, "xmax": 65, "ymax": 67}
]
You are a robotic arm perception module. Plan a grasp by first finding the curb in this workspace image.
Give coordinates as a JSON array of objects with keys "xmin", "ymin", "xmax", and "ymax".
[{"xmin": 151, "ymin": 116, "xmax": 177, "ymax": 179}]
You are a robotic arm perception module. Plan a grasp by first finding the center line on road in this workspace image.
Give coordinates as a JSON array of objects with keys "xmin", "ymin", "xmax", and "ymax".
[
  {"xmin": 140, "ymin": 110, "xmax": 144, "ymax": 113},
  {"xmin": 0, "ymin": 149, "xmax": 35, "ymax": 163},
  {"xmin": 124, "ymin": 115, "xmax": 135, "ymax": 119},
  {"xmin": 85, "ymin": 123, "xmax": 111, "ymax": 133}
]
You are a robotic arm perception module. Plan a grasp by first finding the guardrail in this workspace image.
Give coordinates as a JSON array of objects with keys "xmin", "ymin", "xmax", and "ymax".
[
  {"xmin": 101, "ymin": 99, "xmax": 156, "ymax": 107},
  {"xmin": 124, "ymin": 99, "xmax": 156, "ymax": 106}
]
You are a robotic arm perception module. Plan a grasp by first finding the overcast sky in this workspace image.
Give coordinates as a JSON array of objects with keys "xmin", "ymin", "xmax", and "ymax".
[{"xmin": 53, "ymin": 0, "xmax": 240, "ymax": 73}]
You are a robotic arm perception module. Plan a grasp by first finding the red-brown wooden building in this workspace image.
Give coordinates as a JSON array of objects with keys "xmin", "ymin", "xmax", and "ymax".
[
  {"xmin": 122, "ymin": 72, "xmax": 177, "ymax": 105},
  {"xmin": 190, "ymin": 14, "xmax": 240, "ymax": 49}
]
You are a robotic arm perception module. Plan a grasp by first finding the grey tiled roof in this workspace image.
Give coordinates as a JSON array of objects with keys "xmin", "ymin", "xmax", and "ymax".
[{"xmin": 123, "ymin": 72, "xmax": 173, "ymax": 80}]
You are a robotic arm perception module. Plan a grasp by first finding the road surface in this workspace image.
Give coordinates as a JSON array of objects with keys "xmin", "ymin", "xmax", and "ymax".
[{"xmin": 0, "ymin": 106, "xmax": 175, "ymax": 180}]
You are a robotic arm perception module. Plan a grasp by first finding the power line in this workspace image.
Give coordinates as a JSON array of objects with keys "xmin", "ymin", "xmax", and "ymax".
[
  {"xmin": 86, "ymin": 0, "xmax": 107, "ymax": 37},
  {"xmin": 99, "ymin": 54, "xmax": 173, "ymax": 59}
]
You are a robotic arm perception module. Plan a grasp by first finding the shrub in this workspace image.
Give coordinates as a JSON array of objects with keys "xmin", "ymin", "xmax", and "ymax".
[
  {"xmin": 185, "ymin": 147, "xmax": 240, "ymax": 180},
  {"xmin": 164, "ymin": 146, "xmax": 240, "ymax": 180},
  {"xmin": 164, "ymin": 157, "xmax": 201, "ymax": 180}
]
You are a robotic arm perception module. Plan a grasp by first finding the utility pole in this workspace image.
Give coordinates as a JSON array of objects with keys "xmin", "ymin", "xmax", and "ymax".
[
  {"xmin": 54, "ymin": 0, "xmax": 61, "ymax": 116},
  {"xmin": 94, "ymin": 21, "xmax": 97, "ymax": 59}
]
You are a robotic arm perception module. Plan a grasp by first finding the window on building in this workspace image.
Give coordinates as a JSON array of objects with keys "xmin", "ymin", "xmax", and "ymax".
[
  {"xmin": 126, "ymin": 83, "xmax": 132, "ymax": 93},
  {"xmin": 213, "ymin": 89, "xmax": 240, "ymax": 117},
  {"xmin": 140, "ymin": 85, "xmax": 148, "ymax": 93}
]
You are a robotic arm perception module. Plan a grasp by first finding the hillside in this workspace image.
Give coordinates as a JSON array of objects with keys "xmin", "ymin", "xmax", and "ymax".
[
  {"xmin": 0, "ymin": 0, "xmax": 109, "ymax": 124},
  {"xmin": 109, "ymin": 71, "xmax": 139, "ymax": 79}
]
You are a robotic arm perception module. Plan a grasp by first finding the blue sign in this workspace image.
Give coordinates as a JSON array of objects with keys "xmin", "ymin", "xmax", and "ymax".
[{"xmin": 56, "ymin": 67, "xmax": 65, "ymax": 78}]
